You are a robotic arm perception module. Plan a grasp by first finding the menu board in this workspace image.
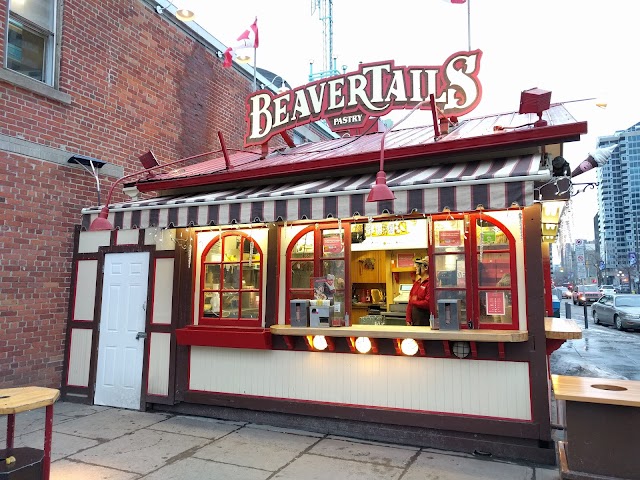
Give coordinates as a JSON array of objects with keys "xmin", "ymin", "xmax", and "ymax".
[{"xmin": 486, "ymin": 291, "xmax": 506, "ymax": 315}]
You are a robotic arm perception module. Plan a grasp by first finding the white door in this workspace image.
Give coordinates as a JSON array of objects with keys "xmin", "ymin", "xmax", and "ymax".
[{"xmin": 95, "ymin": 252, "xmax": 149, "ymax": 409}]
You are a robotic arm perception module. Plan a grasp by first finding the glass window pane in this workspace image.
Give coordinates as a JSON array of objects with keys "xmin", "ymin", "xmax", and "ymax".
[
  {"xmin": 433, "ymin": 219, "xmax": 465, "ymax": 252},
  {"xmin": 434, "ymin": 290, "xmax": 467, "ymax": 323},
  {"xmin": 203, "ymin": 292, "xmax": 221, "ymax": 317},
  {"xmin": 292, "ymin": 232, "xmax": 314, "ymax": 258},
  {"xmin": 434, "ymin": 254, "xmax": 465, "ymax": 288},
  {"xmin": 242, "ymin": 263, "xmax": 260, "ymax": 289},
  {"xmin": 222, "ymin": 292, "xmax": 239, "ymax": 317},
  {"xmin": 476, "ymin": 219, "xmax": 509, "ymax": 250},
  {"xmin": 205, "ymin": 241, "xmax": 222, "ymax": 262},
  {"xmin": 322, "ymin": 260, "xmax": 345, "ymax": 290},
  {"xmin": 11, "ymin": 0, "xmax": 55, "ymax": 31},
  {"xmin": 479, "ymin": 291, "xmax": 513, "ymax": 324},
  {"xmin": 7, "ymin": 18, "xmax": 46, "ymax": 81},
  {"xmin": 223, "ymin": 236, "xmax": 240, "ymax": 261},
  {"xmin": 205, "ymin": 265, "xmax": 220, "ymax": 289},
  {"xmin": 322, "ymin": 229, "xmax": 344, "ymax": 258},
  {"xmin": 223, "ymin": 264, "xmax": 240, "ymax": 289},
  {"xmin": 241, "ymin": 292, "xmax": 259, "ymax": 318},
  {"xmin": 242, "ymin": 238, "xmax": 258, "ymax": 262},
  {"xmin": 291, "ymin": 260, "xmax": 313, "ymax": 289},
  {"xmin": 478, "ymin": 253, "xmax": 511, "ymax": 287}
]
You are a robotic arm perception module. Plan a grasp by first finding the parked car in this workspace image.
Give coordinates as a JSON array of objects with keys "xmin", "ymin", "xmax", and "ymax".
[
  {"xmin": 600, "ymin": 284, "xmax": 616, "ymax": 296},
  {"xmin": 572, "ymin": 284, "xmax": 601, "ymax": 306},
  {"xmin": 560, "ymin": 285, "xmax": 573, "ymax": 299},
  {"xmin": 592, "ymin": 294, "xmax": 640, "ymax": 330}
]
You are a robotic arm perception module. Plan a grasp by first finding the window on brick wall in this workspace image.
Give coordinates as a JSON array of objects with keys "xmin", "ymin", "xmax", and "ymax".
[{"xmin": 6, "ymin": 0, "xmax": 57, "ymax": 84}]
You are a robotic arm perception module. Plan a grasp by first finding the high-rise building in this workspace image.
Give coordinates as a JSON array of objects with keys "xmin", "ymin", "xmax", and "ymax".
[{"xmin": 597, "ymin": 122, "xmax": 640, "ymax": 289}]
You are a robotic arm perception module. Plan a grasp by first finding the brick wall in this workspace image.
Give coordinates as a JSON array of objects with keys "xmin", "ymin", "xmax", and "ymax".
[{"xmin": 0, "ymin": 0, "xmax": 260, "ymax": 388}]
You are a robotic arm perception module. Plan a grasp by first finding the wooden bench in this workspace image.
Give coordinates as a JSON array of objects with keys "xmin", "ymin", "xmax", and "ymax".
[
  {"xmin": 552, "ymin": 375, "xmax": 640, "ymax": 480},
  {"xmin": 0, "ymin": 387, "xmax": 60, "ymax": 480}
]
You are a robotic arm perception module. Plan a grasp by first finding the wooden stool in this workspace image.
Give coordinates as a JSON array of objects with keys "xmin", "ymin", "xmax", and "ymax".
[{"xmin": 0, "ymin": 387, "xmax": 60, "ymax": 480}]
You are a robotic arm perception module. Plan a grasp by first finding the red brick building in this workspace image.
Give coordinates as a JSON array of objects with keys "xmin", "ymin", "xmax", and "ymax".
[{"xmin": 0, "ymin": 0, "xmax": 329, "ymax": 388}]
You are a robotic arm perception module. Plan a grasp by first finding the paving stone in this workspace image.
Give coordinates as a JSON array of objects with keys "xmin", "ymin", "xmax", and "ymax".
[
  {"xmin": 68, "ymin": 428, "xmax": 208, "ymax": 475},
  {"xmin": 402, "ymin": 451, "xmax": 534, "ymax": 480},
  {"xmin": 140, "ymin": 457, "xmax": 271, "ymax": 480},
  {"xmin": 535, "ymin": 467, "xmax": 562, "ymax": 480},
  {"xmin": 194, "ymin": 426, "xmax": 319, "ymax": 471},
  {"xmin": 272, "ymin": 453, "xmax": 403, "ymax": 480},
  {"xmin": 148, "ymin": 415, "xmax": 243, "ymax": 439},
  {"xmin": 53, "ymin": 401, "xmax": 111, "ymax": 418},
  {"xmin": 51, "ymin": 459, "xmax": 139, "ymax": 480},
  {"xmin": 247, "ymin": 422, "xmax": 325, "ymax": 437},
  {"xmin": 54, "ymin": 408, "xmax": 170, "ymax": 440},
  {"xmin": 0, "ymin": 407, "xmax": 75, "ymax": 441},
  {"xmin": 308, "ymin": 437, "xmax": 416, "ymax": 468},
  {"xmin": 11, "ymin": 429, "xmax": 99, "ymax": 461}
]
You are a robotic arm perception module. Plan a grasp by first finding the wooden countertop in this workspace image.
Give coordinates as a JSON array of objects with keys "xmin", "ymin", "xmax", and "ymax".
[
  {"xmin": 544, "ymin": 317, "xmax": 582, "ymax": 340},
  {"xmin": 0, "ymin": 386, "xmax": 60, "ymax": 415},
  {"xmin": 552, "ymin": 374, "xmax": 640, "ymax": 407},
  {"xmin": 271, "ymin": 325, "xmax": 528, "ymax": 342}
]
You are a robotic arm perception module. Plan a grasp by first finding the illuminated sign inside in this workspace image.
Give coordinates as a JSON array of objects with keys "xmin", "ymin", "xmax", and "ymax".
[{"xmin": 244, "ymin": 50, "xmax": 483, "ymax": 147}]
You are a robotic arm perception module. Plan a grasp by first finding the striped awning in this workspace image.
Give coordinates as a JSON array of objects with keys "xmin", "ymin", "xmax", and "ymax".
[{"xmin": 81, "ymin": 154, "xmax": 548, "ymax": 230}]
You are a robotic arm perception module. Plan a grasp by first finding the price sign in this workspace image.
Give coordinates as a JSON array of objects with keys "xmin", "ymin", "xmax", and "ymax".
[{"xmin": 486, "ymin": 291, "xmax": 505, "ymax": 316}]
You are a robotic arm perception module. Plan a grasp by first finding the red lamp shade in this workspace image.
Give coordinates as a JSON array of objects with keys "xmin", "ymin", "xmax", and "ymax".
[
  {"xmin": 366, "ymin": 171, "xmax": 395, "ymax": 202},
  {"xmin": 89, "ymin": 206, "xmax": 113, "ymax": 231},
  {"xmin": 519, "ymin": 88, "xmax": 552, "ymax": 127}
]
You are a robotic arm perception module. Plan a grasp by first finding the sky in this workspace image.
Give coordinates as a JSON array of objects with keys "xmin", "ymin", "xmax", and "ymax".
[{"xmin": 173, "ymin": 0, "xmax": 638, "ymax": 242}]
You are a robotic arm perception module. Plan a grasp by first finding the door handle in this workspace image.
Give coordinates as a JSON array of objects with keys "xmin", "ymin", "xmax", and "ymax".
[{"xmin": 136, "ymin": 332, "xmax": 147, "ymax": 340}]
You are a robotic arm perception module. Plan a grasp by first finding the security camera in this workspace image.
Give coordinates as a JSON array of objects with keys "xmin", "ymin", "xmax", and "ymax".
[{"xmin": 155, "ymin": 5, "xmax": 164, "ymax": 14}]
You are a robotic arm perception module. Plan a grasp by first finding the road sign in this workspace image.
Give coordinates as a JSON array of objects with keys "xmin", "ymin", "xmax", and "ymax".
[
  {"xmin": 630, "ymin": 252, "xmax": 637, "ymax": 266},
  {"xmin": 600, "ymin": 260, "xmax": 606, "ymax": 270}
]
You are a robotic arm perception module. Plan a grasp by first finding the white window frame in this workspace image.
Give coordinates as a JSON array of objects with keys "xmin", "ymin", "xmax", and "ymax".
[{"xmin": 2, "ymin": 0, "xmax": 67, "ymax": 102}]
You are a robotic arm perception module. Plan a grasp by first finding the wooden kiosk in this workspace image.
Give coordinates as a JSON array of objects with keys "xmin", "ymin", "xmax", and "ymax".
[{"xmin": 62, "ymin": 54, "xmax": 586, "ymax": 465}]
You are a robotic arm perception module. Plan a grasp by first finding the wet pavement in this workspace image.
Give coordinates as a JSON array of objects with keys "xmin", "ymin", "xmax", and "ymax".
[{"xmin": 550, "ymin": 299, "xmax": 640, "ymax": 380}]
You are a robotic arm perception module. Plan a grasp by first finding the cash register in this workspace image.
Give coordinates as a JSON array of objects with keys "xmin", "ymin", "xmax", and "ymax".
[
  {"xmin": 379, "ymin": 284, "xmax": 412, "ymax": 324},
  {"xmin": 393, "ymin": 284, "xmax": 413, "ymax": 303}
]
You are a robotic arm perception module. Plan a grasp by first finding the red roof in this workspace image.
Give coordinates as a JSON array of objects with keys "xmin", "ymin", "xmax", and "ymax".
[{"xmin": 134, "ymin": 103, "xmax": 586, "ymax": 193}]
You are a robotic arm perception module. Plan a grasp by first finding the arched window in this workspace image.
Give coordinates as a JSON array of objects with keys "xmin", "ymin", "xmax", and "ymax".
[
  {"xmin": 200, "ymin": 233, "xmax": 263, "ymax": 327},
  {"xmin": 432, "ymin": 213, "xmax": 518, "ymax": 330},
  {"xmin": 286, "ymin": 224, "xmax": 347, "ymax": 324}
]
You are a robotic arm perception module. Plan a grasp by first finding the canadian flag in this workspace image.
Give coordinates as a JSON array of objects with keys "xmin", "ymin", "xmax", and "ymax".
[{"xmin": 223, "ymin": 18, "xmax": 259, "ymax": 68}]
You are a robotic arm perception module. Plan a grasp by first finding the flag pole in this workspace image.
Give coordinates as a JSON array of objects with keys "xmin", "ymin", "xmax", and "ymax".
[
  {"xmin": 467, "ymin": 0, "xmax": 471, "ymax": 51},
  {"xmin": 252, "ymin": 46, "xmax": 257, "ymax": 92}
]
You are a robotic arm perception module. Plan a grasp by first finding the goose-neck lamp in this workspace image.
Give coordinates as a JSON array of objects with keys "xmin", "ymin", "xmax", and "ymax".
[
  {"xmin": 89, "ymin": 149, "xmax": 221, "ymax": 231},
  {"xmin": 367, "ymin": 99, "xmax": 431, "ymax": 202}
]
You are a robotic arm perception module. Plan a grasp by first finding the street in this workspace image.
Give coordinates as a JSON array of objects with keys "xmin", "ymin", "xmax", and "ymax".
[{"xmin": 550, "ymin": 298, "xmax": 640, "ymax": 380}]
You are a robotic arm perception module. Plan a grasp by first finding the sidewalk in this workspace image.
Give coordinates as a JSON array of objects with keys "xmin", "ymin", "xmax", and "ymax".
[{"xmin": 0, "ymin": 401, "xmax": 561, "ymax": 480}]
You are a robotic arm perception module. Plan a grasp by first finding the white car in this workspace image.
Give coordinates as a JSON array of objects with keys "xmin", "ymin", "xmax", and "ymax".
[{"xmin": 600, "ymin": 285, "xmax": 616, "ymax": 296}]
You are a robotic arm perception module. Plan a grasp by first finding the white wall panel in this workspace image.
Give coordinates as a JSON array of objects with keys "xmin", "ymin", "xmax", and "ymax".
[
  {"xmin": 67, "ymin": 328, "xmax": 93, "ymax": 386},
  {"xmin": 190, "ymin": 348, "xmax": 532, "ymax": 420},
  {"xmin": 78, "ymin": 231, "xmax": 111, "ymax": 253},
  {"xmin": 152, "ymin": 258, "xmax": 174, "ymax": 325},
  {"xmin": 116, "ymin": 229, "xmax": 139, "ymax": 245},
  {"xmin": 147, "ymin": 332, "xmax": 171, "ymax": 396},
  {"xmin": 73, "ymin": 260, "xmax": 98, "ymax": 321}
]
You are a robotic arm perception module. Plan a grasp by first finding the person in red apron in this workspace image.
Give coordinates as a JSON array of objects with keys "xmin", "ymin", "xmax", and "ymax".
[{"xmin": 406, "ymin": 256, "xmax": 431, "ymax": 326}]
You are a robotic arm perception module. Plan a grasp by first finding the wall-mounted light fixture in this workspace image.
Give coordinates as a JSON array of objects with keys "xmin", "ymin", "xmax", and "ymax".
[
  {"xmin": 89, "ymin": 149, "xmax": 222, "ymax": 231},
  {"xmin": 155, "ymin": 2, "xmax": 195, "ymax": 21},
  {"xmin": 68, "ymin": 154, "xmax": 107, "ymax": 204}
]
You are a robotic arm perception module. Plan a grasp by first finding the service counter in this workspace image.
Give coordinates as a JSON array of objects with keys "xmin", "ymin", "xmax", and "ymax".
[{"xmin": 271, "ymin": 324, "xmax": 528, "ymax": 342}]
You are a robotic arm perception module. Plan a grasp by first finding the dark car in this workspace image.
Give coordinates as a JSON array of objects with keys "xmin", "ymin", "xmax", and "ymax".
[
  {"xmin": 592, "ymin": 294, "xmax": 640, "ymax": 330},
  {"xmin": 572, "ymin": 284, "xmax": 601, "ymax": 306}
]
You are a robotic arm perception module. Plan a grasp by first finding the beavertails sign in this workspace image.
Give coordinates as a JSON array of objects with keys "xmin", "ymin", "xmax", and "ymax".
[{"xmin": 244, "ymin": 50, "xmax": 483, "ymax": 147}]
